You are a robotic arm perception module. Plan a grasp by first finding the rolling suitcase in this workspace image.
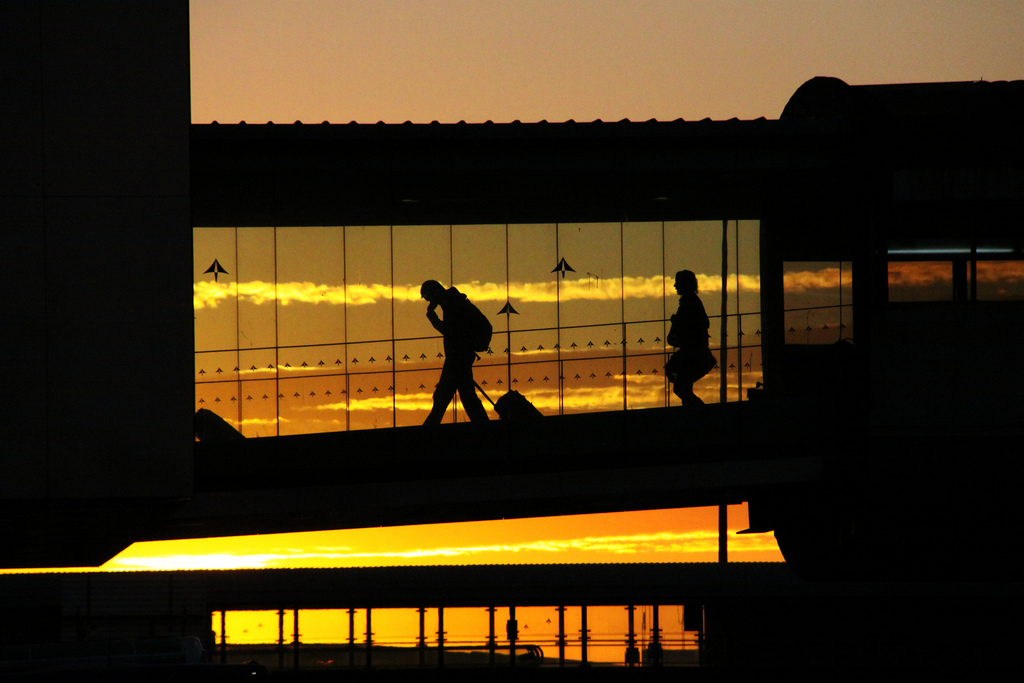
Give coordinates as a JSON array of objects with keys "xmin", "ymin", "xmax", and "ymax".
[{"xmin": 475, "ymin": 384, "xmax": 544, "ymax": 421}]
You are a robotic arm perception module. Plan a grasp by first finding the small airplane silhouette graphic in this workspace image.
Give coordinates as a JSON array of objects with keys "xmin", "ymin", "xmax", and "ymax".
[
  {"xmin": 204, "ymin": 259, "xmax": 229, "ymax": 281},
  {"xmin": 497, "ymin": 301, "xmax": 519, "ymax": 315},
  {"xmin": 551, "ymin": 257, "xmax": 575, "ymax": 279}
]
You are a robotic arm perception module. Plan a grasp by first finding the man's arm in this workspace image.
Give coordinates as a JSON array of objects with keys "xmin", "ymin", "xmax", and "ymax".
[{"xmin": 426, "ymin": 302, "xmax": 446, "ymax": 334}]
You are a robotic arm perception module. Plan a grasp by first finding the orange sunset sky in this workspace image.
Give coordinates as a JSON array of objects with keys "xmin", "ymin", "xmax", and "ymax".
[{"xmin": 12, "ymin": 1, "xmax": 1022, "ymax": 577}]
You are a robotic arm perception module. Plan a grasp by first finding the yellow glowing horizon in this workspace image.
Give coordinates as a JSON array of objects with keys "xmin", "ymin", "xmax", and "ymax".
[{"xmin": 194, "ymin": 273, "xmax": 764, "ymax": 310}]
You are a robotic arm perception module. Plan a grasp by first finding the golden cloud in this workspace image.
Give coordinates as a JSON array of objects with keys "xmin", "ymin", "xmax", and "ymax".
[
  {"xmin": 783, "ymin": 267, "xmax": 850, "ymax": 292},
  {"xmin": 976, "ymin": 260, "xmax": 1024, "ymax": 283},
  {"xmin": 886, "ymin": 262, "xmax": 952, "ymax": 287},
  {"xmin": 195, "ymin": 274, "xmax": 761, "ymax": 310}
]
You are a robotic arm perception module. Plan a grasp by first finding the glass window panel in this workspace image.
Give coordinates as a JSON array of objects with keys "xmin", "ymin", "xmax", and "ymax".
[
  {"xmin": 276, "ymin": 226, "xmax": 346, "ymax": 348},
  {"xmin": 887, "ymin": 261, "xmax": 952, "ymax": 302},
  {"xmin": 277, "ymin": 375, "xmax": 346, "ymax": 436},
  {"xmin": 235, "ymin": 227, "xmax": 277, "ymax": 350},
  {"xmin": 563, "ymin": 357, "xmax": 623, "ymax": 415},
  {"xmin": 734, "ymin": 220, "xmax": 762, "ymax": 315},
  {"xmin": 364, "ymin": 608, "xmax": 424, "ymax": 648},
  {"xmin": 278, "ymin": 343, "xmax": 343, "ymax": 379},
  {"xmin": 394, "ymin": 368, "xmax": 436, "ymax": 427},
  {"xmin": 557, "ymin": 223, "xmax": 623, "ymax": 330},
  {"xmin": 737, "ymin": 313, "xmax": 763, "ymax": 348},
  {"xmin": 735, "ymin": 327, "xmax": 764, "ymax": 394},
  {"xmin": 562, "ymin": 324, "xmax": 619, "ymax": 359},
  {"xmin": 838, "ymin": 260, "xmax": 853, "ymax": 318},
  {"xmin": 236, "ymin": 379, "xmax": 279, "ymax": 438},
  {"xmin": 563, "ymin": 321, "xmax": 623, "ymax": 358},
  {"xmin": 622, "ymin": 222, "xmax": 668, "ymax": 325},
  {"xmin": 583, "ymin": 605, "xmax": 631, "ymax": 664},
  {"xmin": 727, "ymin": 221, "xmax": 761, "ymax": 401},
  {"xmin": 347, "ymin": 340, "xmax": 394, "ymax": 375},
  {"xmin": 624, "ymin": 354, "xmax": 665, "ymax": 410},
  {"xmin": 452, "ymin": 224, "xmax": 507, "ymax": 330},
  {"xmin": 195, "ymin": 386, "xmax": 238, "ymax": 413},
  {"xmin": 292, "ymin": 609, "xmax": 343, "ymax": 645},
  {"xmin": 215, "ymin": 610, "xmax": 286, "ymax": 645},
  {"xmin": 393, "ymin": 224, "xmax": 452, "ymax": 341},
  {"xmin": 345, "ymin": 226, "xmax": 393, "ymax": 343},
  {"xmin": 195, "ymin": 349, "xmax": 238, "ymax": 386},
  {"xmin": 394, "ymin": 338, "xmax": 440, "ymax": 373},
  {"xmin": 194, "ymin": 227, "xmax": 239, "ymax": 353},
  {"xmin": 664, "ymin": 220, "xmax": 723, "ymax": 322},
  {"xmin": 509, "ymin": 329, "xmax": 558, "ymax": 369},
  {"xmin": 784, "ymin": 261, "xmax": 853, "ymax": 343},
  {"xmin": 624, "ymin": 320, "xmax": 663, "ymax": 356},
  {"xmin": 346, "ymin": 371, "xmax": 395, "ymax": 430},
  {"xmin": 196, "ymin": 220, "xmax": 761, "ymax": 436},
  {"xmin": 976, "ymin": 260, "xmax": 1024, "ymax": 300},
  {"xmin": 508, "ymin": 224, "xmax": 557, "ymax": 332},
  {"xmin": 237, "ymin": 348, "xmax": 278, "ymax": 383}
]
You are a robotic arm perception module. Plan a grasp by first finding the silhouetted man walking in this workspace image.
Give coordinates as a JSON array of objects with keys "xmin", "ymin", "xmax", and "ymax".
[{"xmin": 420, "ymin": 280, "xmax": 491, "ymax": 425}]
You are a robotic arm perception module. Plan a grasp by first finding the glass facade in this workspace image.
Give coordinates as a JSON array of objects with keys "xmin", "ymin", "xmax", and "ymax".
[
  {"xmin": 212, "ymin": 604, "xmax": 700, "ymax": 668},
  {"xmin": 887, "ymin": 240, "xmax": 1024, "ymax": 302},
  {"xmin": 195, "ymin": 222, "xmax": 760, "ymax": 436},
  {"xmin": 782, "ymin": 261, "xmax": 854, "ymax": 345}
]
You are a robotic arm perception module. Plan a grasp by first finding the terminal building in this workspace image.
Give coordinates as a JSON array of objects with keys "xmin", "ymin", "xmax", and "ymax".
[{"xmin": 1, "ymin": 1, "xmax": 1022, "ymax": 674}]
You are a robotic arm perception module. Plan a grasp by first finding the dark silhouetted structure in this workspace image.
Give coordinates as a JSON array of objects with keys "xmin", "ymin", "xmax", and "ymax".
[{"xmin": 2, "ymin": 0, "xmax": 1023, "ymax": 673}]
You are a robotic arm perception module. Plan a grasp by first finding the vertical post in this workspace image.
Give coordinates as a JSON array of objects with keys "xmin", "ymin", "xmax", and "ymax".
[
  {"xmin": 418, "ymin": 607, "xmax": 427, "ymax": 668},
  {"xmin": 735, "ymin": 219, "xmax": 743, "ymax": 401},
  {"xmin": 697, "ymin": 606, "xmax": 706, "ymax": 666},
  {"xmin": 219, "ymin": 610, "xmax": 226, "ymax": 664},
  {"xmin": 487, "ymin": 607, "xmax": 497, "ymax": 666},
  {"xmin": 365, "ymin": 608, "xmax": 373, "ymax": 670},
  {"xmin": 556, "ymin": 606, "xmax": 567, "ymax": 667},
  {"xmin": 277, "ymin": 609, "xmax": 285, "ymax": 670},
  {"xmin": 437, "ymin": 607, "xmax": 446, "ymax": 668},
  {"xmin": 720, "ymin": 219, "xmax": 729, "ymax": 405},
  {"xmin": 650, "ymin": 605, "xmax": 663, "ymax": 668},
  {"xmin": 347, "ymin": 608, "xmax": 355, "ymax": 668},
  {"xmin": 292, "ymin": 609, "xmax": 300, "ymax": 671},
  {"xmin": 580, "ymin": 605, "xmax": 589, "ymax": 666},
  {"xmin": 625, "ymin": 605, "xmax": 639, "ymax": 666},
  {"xmin": 719, "ymin": 504, "xmax": 728, "ymax": 564},
  {"xmin": 507, "ymin": 606, "xmax": 518, "ymax": 668}
]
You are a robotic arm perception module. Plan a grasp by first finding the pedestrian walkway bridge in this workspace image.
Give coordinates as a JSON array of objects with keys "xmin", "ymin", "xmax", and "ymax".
[{"xmin": 164, "ymin": 401, "xmax": 832, "ymax": 542}]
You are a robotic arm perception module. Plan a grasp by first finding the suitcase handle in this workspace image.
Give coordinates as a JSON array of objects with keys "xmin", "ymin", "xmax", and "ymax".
[{"xmin": 474, "ymin": 381, "xmax": 497, "ymax": 407}]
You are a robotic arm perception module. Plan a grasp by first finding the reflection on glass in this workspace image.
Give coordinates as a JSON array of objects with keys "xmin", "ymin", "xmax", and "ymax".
[
  {"xmin": 345, "ymin": 226, "xmax": 393, "ymax": 344},
  {"xmin": 195, "ymin": 222, "xmax": 761, "ymax": 435},
  {"xmin": 213, "ymin": 604, "xmax": 694, "ymax": 666},
  {"xmin": 277, "ymin": 227, "xmax": 346, "ymax": 348},
  {"xmin": 783, "ymin": 261, "xmax": 853, "ymax": 344},
  {"xmin": 887, "ymin": 261, "xmax": 952, "ymax": 302},
  {"xmin": 976, "ymin": 260, "xmax": 1024, "ymax": 301}
]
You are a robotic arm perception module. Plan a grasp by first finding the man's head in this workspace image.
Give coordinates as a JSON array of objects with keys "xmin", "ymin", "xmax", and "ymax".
[{"xmin": 420, "ymin": 280, "xmax": 446, "ymax": 304}]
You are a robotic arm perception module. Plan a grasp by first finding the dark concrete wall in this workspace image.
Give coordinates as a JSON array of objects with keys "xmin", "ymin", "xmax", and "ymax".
[{"xmin": 0, "ymin": 2, "xmax": 192, "ymax": 501}]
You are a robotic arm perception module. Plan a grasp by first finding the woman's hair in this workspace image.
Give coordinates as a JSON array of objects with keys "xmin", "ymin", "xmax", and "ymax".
[{"xmin": 675, "ymin": 270, "xmax": 698, "ymax": 292}]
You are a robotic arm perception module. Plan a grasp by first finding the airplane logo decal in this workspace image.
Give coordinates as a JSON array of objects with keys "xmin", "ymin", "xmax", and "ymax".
[
  {"xmin": 551, "ymin": 257, "xmax": 575, "ymax": 278},
  {"xmin": 204, "ymin": 259, "xmax": 229, "ymax": 281}
]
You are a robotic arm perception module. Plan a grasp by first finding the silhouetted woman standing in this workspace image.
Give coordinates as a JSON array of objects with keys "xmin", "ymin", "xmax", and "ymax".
[{"xmin": 666, "ymin": 270, "xmax": 715, "ymax": 406}]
